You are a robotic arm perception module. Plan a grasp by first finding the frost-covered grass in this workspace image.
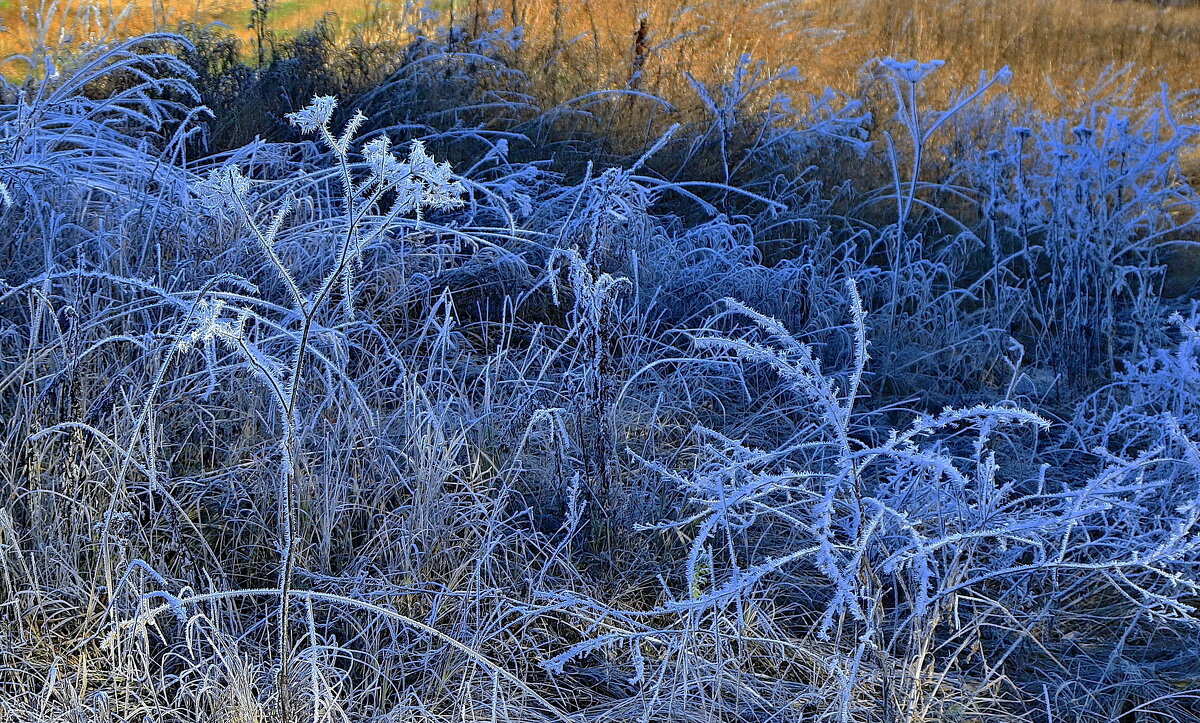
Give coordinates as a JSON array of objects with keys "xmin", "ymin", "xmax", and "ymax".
[{"xmin": 1, "ymin": 23, "xmax": 1199, "ymax": 723}]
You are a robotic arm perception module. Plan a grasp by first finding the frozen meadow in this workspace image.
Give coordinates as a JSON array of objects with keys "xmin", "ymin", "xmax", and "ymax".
[{"xmin": 1, "ymin": 18, "xmax": 1199, "ymax": 723}]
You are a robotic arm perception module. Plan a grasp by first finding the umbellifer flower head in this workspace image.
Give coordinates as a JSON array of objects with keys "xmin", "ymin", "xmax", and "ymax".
[{"xmin": 881, "ymin": 57, "xmax": 945, "ymax": 84}]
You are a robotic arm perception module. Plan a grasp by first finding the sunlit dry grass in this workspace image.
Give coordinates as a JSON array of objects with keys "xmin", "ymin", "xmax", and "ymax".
[{"xmin": 5, "ymin": 0, "xmax": 1200, "ymax": 106}]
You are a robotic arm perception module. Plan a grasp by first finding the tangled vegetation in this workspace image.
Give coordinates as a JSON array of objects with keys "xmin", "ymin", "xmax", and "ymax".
[{"xmin": 1, "ymin": 10, "xmax": 1199, "ymax": 722}]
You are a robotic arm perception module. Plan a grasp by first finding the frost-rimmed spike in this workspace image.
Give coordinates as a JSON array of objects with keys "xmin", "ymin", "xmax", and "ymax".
[{"xmin": 285, "ymin": 95, "xmax": 337, "ymax": 135}]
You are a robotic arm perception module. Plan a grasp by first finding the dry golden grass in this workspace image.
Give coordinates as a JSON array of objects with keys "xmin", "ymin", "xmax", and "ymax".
[
  {"xmin": 811, "ymin": 0, "xmax": 1200, "ymax": 105},
  {"xmin": 511, "ymin": 0, "xmax": 1200, "ymax": 110},
  {"xmin": 4, "ymin": 0, "xmax": 1198, "ymax": 109}
]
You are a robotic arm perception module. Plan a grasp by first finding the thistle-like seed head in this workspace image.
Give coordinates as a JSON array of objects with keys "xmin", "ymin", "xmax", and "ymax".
[{"xmin": 285, "ymin": 95, "xmax": 338, "ymax": 134}]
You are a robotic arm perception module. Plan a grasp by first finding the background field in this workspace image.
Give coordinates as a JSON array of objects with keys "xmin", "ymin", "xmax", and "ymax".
[{"xmin": 8, "ymin": 0, "xmax": 1200, "ymax": 101}]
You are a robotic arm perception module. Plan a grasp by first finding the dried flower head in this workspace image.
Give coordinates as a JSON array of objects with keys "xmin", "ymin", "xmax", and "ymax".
[
  {"xmin": 406, "ymin": 141, "xmax": 467, "ymax": 209},
  {"xmin": 178, "ymin": 298, "xmax": 247, "ymax": 354},
  {"xmin": 881, "ymin": 57, "xmax": 945, "ymax": 84},
  {"xmin": 364, "ymin": 137, "xmax": 466, "ymax": 211},
  {"xmin": 286, "ymin": 95, "xmax": 338, "ymax": 134},
  {"xmin": 195, "ymin": 165, "xmax": 251, "ymax": 218}
]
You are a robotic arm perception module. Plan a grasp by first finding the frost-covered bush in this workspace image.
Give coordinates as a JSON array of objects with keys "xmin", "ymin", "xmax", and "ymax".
[
  {"xmin": 1080, "ymin": 307, "xmax": 1200, "ymax": 450},
  {"xmin": 542, "ymin": 286, "xmax": 1200, "ymax": 722},
  {"xmin": 966, "ymin": 74, "xmax": 1200, "ymax": 384}
]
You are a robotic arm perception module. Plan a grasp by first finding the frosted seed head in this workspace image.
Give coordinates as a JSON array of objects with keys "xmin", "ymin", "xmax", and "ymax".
[
  {"xmin": 195, "ymin": 165, "xmax": 250, "ymax": 217},
  {"xmin": 286, "ymin": 95, "xmax": 338, "ymax": 134},
  {"xmin": 881, "ymin": 57, "xmax": 945, "ymax": 83},
  {"xmin": 405, "ymin": 140, "xmax": 438, "ymax": 176},
  {"xmin": 363, "ymin": 136, "xmax": 391, "ymax": 168},
  {"xmin": 405, "ymin": 141, "xmax": 466, "ymax": 209},
  {"xmin": 179, "ymin": 299, "xmax": 247, "ymax": 353},
  {"xmin": 363, "ymin": 138, "xmax": 463, "ymax": 209}
]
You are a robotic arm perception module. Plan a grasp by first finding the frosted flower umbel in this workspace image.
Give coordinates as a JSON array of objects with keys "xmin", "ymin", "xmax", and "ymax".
[
  {"xmin": 403, "ymin": 140, "xmax": 467, "ymax": 210},
  {"xmin": 881, "ymin": 58, "xmax": 945, "ymax": 84},
  {"xmin": 363, "ymin": 136, "xmax": 400, "ymax": 180}
]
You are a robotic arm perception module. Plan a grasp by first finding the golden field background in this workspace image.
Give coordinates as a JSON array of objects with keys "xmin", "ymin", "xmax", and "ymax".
[{"xmin": 4, "ymin": 0, "xmax": 1200, "ymax": 108}]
